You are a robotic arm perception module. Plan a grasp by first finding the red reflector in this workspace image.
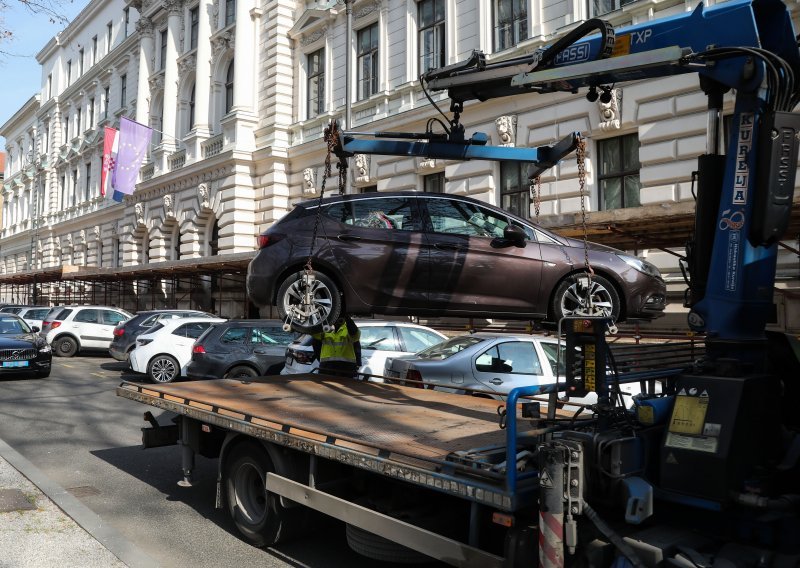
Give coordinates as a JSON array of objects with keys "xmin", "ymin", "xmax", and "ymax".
[
  {"xmin": 257, "ymin": 233, "xmax": 283, "ymax": 249},
  {"xmin": 192, "ymin": 345, "xmax": 206, "ymax": 354},
  {"xmin": 113, "ymin": 327, "xmax": 125, "ymax": 336},
  {"xmin": 492, "ymin": 512, "xmax": 514, "ymax": 527},
  {"xmin": 51, "ymin": 322, "xmax": 62, "ymax": 329}
]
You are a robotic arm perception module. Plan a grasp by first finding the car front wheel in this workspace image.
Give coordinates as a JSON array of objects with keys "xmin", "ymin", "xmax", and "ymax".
[
  {"xmin": 276, "ymin": 270, "xmax": 342, "ymax": 334},
  {"xmin": 147, "ymin": 355, "xmax": 180, "ymax": 384},
  {"xmin": 552, "ymin": 274, "xmax": 620, "ymax": 324}
]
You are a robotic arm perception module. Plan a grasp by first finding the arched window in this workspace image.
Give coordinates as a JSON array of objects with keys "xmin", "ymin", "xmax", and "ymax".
[
  {"xmin": 225, "ymin": 61, "xmax": 234, "ymax": 114},
  {"xmin": 189, "ymin": 83, "xmax": 196, "ymax": 130}
]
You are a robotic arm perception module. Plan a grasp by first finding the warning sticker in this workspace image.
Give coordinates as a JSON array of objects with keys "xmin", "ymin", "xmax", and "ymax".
[
  {"xmin": 668, "ymin": 394, "xmax": 708, "ymax": 435},
  {"xmin": 612, "ymin": 34, "xmax": 631, "ymax": 57},
  {"xmin": 665, "ymin": 432, "xmax": 719, "ymax": 454},
  {"xmin": 584, "ymin": 344, "xmax": 596, "ymax": 392},
  {"xmin": 540, "ymin": 470, "xmax": 554, "ymax": 488}
]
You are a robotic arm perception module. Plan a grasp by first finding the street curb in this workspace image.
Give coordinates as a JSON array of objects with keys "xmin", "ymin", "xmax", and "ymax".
[{"xmin": 0, "ymin": 437, "xmax": 158, "ymax": 568}]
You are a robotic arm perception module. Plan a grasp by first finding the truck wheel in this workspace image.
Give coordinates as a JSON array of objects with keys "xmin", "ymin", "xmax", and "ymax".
[
  {"xmin": 147, "ymin": 355, "xmax": 180, "ymax": 384},
  {"xmin": 345, "ymin": 523, "xmax": 432, "ymax": 564},
  {"xmin": 54, "ymin": 336, "xmax": 78, "ymax": 357},
  {"xmin": 223, "ymin": 442, "xmax": 302, "ymax": 547},
  {"xmin": 552, "ymin": 274, "xmax": 620, "ymax": 323},
  {"xmin": 276, "ymin": 270, "xmax": 342, "ymax": 334},
  {"xmin": 226, "ymin": 366, "xmax": 259, "ymax": 380}
]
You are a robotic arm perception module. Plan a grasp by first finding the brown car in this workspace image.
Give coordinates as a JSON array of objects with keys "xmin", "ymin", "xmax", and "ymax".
[{"xmin": 247, "ymin": 192, "xmax": 666, "ymax": 331}]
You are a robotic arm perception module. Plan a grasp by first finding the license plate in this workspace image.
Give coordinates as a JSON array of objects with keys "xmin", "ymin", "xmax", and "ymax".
[{"xmin": 2, "ymin": 361, "xmax": 29, "ymax": 368}]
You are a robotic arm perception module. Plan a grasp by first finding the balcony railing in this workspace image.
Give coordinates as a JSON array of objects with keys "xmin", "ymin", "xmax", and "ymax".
[
  {"xmin": 141, "ymin": 163, "xmax": 155, "ymax": 181},
  {"xmin": 202, "ymin": 134, "xmax": 224, "ymax": 158},
  {"xmin": 168, "ymin": 149, "xmax": 186, "ymax": 171}
]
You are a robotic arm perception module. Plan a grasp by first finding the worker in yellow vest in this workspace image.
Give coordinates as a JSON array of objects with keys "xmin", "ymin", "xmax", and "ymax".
[{"xmin": 311, "ymin": 314, "xmax": 362, "ymax": 379}]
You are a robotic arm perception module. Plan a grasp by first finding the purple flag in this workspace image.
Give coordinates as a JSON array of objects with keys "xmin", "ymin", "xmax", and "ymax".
[{"xmin": 112, "ymin": 117, "xmax": 152, "ymax": 196}]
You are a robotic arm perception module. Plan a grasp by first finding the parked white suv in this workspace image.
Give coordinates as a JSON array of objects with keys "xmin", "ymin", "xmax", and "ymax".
[{"xmin": 41, "ymin": 306, "xmax": 132, "ymax": 357}]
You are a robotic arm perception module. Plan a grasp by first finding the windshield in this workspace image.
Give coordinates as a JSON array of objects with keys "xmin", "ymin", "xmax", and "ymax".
[
  {"xmin": 415, "ymin": 336, "xmax": 484, "ymax": 360},
  {"xmin": 0, "ymin": 317, "xmax": 30, "ymax": 334}
]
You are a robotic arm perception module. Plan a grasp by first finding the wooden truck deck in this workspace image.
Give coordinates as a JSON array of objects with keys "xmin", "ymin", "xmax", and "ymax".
[{"xmin": 117, "ymin": 374, "xmax": 551, "ymax": 510}]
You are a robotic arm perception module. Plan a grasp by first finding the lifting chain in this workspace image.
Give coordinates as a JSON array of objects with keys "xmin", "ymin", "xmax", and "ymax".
[
  {"xmin": 284, "ymin": 120, "xmax": 346, "ymax": 332},
  {"xmin": 532, "ymin": 176, "xmax": 542, "ymax": 222}
]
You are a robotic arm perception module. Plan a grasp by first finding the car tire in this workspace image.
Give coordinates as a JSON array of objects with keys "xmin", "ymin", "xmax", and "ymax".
[
  {"xmin": 276, "ymin": 270, "xmax": 342, "ymax": 334},
  {"xmin": 54, "ymin": 336, "xmax": 78, "ymax": 358},
  {"xmin": 552, "ymin": 273, "xmax": 620, "ymax": 324},
  {"xmin": 223, "ymin": 442, "xmax": 303, "ymax": 547},
  {"xmin": 226, "ymin": 365, "xmax": 259, "ymax": 380},
  {"xmin": 147, "ymin": 354, "xmax": 180, "ymax": 384}
]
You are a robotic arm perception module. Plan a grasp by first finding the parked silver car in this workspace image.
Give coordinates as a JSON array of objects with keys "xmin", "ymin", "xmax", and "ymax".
[{"xmin": 384, "ymin": 333, "xmax": 646, "ymax": 404}]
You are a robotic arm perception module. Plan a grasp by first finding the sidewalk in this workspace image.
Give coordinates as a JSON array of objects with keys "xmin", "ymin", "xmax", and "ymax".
[{"xmin": 0, "ymin": 438, "xmax": 155, "ymax": 568}]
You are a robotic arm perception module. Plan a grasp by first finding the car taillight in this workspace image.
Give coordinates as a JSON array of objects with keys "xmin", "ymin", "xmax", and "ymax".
[
  {"xmin": 50, "ymin": 322, "xmax": 62, "ymax": 330},
  {"xmin": 291, "ymin": 349, "xmax": 315, "ymax": 364},
  {"xmin": 257, "ymin": 233, "xmax": 284, "ymax": 249},
  {"xmin": 113, "ymin": 327, "xmax": 125, "ymax": 337},
  {"xmin": 405, "ymin": 369, "xmax": 424, "ymax": 388},
  {"xmin": 193, "ymin": 345, "xmax": 206, "ymax": 354}
]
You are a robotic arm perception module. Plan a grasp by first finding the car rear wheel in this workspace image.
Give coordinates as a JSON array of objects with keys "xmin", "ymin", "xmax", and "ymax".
[
  {"xmin": 552, "ymin": 274, "xmax": 620, "ymax": 324},
  {"xmin": 276, "ymin": 270, "xmax": 342, "ymax": 334},
  {"xmin": 226, "ymin": 365, "xmax": 259, "ymax": 380},
  {"xmin": 54, "ymin": 336, "xmax": 78, "ymax": 357},
  {"xmin": 147, "ymin": 354, "xmax": 180, "ymax": 384}
]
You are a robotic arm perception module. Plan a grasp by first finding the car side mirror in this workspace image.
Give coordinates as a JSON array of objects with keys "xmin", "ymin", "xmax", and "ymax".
[
  {"xmin": 503, "ymin": 225, "xmax": 527, "ymax": 247},
  {"xmin": 31, "ymin": 326, "xmax": 40, "ymax": 333}
]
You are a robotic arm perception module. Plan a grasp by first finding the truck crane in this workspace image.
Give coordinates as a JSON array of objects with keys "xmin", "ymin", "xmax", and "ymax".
[{"xmin": 117, "ymin": 0, "xmax": 800, "ymax": 566}]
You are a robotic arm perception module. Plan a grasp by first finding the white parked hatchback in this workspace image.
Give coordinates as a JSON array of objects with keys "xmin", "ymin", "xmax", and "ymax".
[
  {"xmin": 130, "ymin": 317, "xmax": 225, "ymax": 383},
  {"xmin": 41, "ymin": 305, "xmax": 133, "ymax": 357},
  {"xmin": 281, "ymin": 320, "xmax": 447, "ymax": 381}
]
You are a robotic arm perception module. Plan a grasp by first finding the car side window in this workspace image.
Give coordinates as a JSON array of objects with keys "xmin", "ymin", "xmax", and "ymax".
[
  {"xmin": 140, "ymin": 315, "xmax": 160, "ymax": 327},
  {"xmin": 323, "ymin": 202, "xmax": 354, "ymax": 225},
  {"xmin": 174, "ymin": 322, "xmax": 212, "ymax": 339},
  {"xmin": 425, "ymin": 199, "xmax": 508, "ymax": 238},
  {"xmin": 475, "ymin": 341, "xmax": 541, "ymax": 375},
  {"xmin": 252, "ymin": 327, "xmax": 296, "ymax": 345},
  {"xmin": 359, "ymin": 327, "xmax": 399, "ymax": 352},
  {"xmin": 55, "ymin": 309, "xmax": 72, "ymax": 321},
  {"xmin": 103, "ymin": 311, "xmax": 128, "ymax": 325},
  {"xmin": 74, "ymin": 309, "xmax": 100, "ymax": 323},
  {"xmin": 351, "ymin": 198, "xmax": 422, "ymax": 231},
  {"xmin": 540, "ymin": 342, "xmax": 567, "ymax": 376},
  {"xmin": 221, "ymin": 327, "xmax": 248, "ymax": 344},
  {"xmin": 26, "ymin": 309, "xmax": 49, "ymax": 319},
  {"xmin": 397, "ymin": 327, "xmax": 443, "ymax": 353}
]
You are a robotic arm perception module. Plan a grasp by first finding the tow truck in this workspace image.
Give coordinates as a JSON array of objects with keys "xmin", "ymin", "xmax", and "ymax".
[{"xmin": 117, "ymin": 0, "xmax": 800, "ymax": 565}]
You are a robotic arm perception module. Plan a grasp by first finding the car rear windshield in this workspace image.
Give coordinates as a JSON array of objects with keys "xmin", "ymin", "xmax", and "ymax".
[{"xmin": 415, "ymin": 336, "xmax": 485, "ymax": 360}]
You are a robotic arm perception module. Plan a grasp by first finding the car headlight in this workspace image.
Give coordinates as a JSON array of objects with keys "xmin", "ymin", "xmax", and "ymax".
[
  {"xmin": 38, "ymin": 344, "xmax": 51, "ymax": 353},
  {"xmin": 617, "ymin": 254, "xmax": 662, "ymax": 279}
]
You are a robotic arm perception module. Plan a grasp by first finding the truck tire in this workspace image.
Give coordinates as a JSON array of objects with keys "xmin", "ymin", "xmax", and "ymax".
[
  {"xmin": 223, "ymin": 442, "xmax": 302, "ymax": 547},
  {"xmin": 345, "ymin": 523, "xmax": 432, "ymax": 564},
  {"xmin": 276, "ymin": 270, "xmax": 342, "ymax": 334},
  {"xmin": 54, "ymin": 336, "xmax": 78, "ymax": 357}
]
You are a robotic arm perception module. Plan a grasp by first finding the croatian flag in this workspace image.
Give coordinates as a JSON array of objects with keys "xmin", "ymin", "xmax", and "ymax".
[
  {"xmin": 101, "ymin": 127, "xmax": 118, "ymax": 197},
  {"xmin": 111, "ymin": 117, "xmax": 153, "ymax": 203}
]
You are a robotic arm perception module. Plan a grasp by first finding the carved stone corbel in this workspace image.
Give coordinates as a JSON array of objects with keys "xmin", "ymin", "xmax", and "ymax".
[
  {"xmin": 598, "ymin": 88, "xmax": 622, "ymax": 132},
  {"xmin": 495, "ymin": 115, "xmax": 518, "ymax": 147},
  {"xmin": 302, "ymin": 168, "xmax": 317, "ymax": 195}
]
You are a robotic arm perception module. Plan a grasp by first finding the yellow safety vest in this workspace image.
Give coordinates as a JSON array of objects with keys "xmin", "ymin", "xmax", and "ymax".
[{"xmin": 312, "ymin": 322, "xmax": 360, "ymax": 364}]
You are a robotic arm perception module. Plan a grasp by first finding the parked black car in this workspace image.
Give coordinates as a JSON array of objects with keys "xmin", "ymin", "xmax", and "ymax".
[
  {"xmin": 109, "ymin": 309, "xmax": 213, "ymax": 361},
  {"xmin": 186, "ymin": 320, "xmax": 297, "ymax": 380},
  {"xmin": 0, "ymin": 315, "xmax": 52, "ymax": 378}
]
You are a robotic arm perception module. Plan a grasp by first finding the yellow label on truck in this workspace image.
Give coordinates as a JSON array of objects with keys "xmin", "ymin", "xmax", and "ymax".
[
  {"xmin": 668, "ymin": 394, "xmax": 708, "ymax": 435},
  {"xmin": 612, "ymin": 34, "xmax": 631, "ymax": 57},
  {"xmin": 584, "ymin": 344, "xmax": 596, "ymax": 391}
]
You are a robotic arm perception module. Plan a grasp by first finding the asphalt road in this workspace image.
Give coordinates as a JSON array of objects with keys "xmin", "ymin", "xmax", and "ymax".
[{"xmin": 0, "ymin": 354, "xmax": 442, "ymax": 568}]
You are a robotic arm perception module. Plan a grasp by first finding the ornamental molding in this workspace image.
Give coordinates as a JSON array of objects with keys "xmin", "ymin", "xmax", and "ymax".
[
  {"xmin": 135, "ymin": 202, "xmax": 146, "ymax": 226},
  {"xmin": 495, "ymin": 115, "xmax": 518, "ymax": 147},
  {"xmin": 598, "ymin": 88, "xmax": 622, "ymax": 131},
  {"xmin": 418, "ymin": 157, "xmax": 437, "ymax": 170},
  {"xmin": 354, "ymin": 154, "xmax": 371, "ymax": 183},
  {"xmin": 177, "ymin": 54, "xmax": 196, "ymax": 78},
  {"xmin": 198, "ymin": 183, "xmax": 210, "ymax": 208},
  {"xmin": 149, "ymin": 73, "xmax": 165, "ymax": 92},
  {"xmin": 136, "ymin": 16, "xmax": 154, "ymax": 38},
  {"xmin": 164, "ymin": 193, "xmax": 176, "ymax": 219},
  {"xmin": 164, "ymin": 0, "xmax": 183, "ymax": 16},
  {"xmin": 211, "ymin": 31, "xmax": 233, "ymax": 58},
  {"xmin": 301, "ymin": 27, "xmax": 327, "ymax": 47},
  {"xmin": 355, "ymin": 1, "xmax": 381, "ymax": 19},
  {"xmin": 302, "ymin": 167, "xmax": 317, "ymax": 195}
]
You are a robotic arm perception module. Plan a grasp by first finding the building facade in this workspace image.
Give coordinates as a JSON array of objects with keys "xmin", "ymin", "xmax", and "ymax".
[{"xmin": 1, "ymin": 0, "xmax": 798, "ymax": 329}]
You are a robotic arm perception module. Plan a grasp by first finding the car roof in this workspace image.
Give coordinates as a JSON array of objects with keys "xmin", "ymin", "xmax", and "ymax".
[{"xmin": 297, "ymin": 190, "xmax": 489, "ymax": 210}]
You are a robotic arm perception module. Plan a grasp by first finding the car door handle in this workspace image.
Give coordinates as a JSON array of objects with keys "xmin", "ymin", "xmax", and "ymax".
[
  {"xmin": 434, "ymin": 243, "xmax": 464, "ymax": 251},
  {"xmin": 490, "ymin": 378, "xmax": 503, "ymax": 385},
  {"xmin": 338, "ymin": 234, "xmax": 361, "ymax": 241},
  {"xmin": 253, "ymin": 349, "xmax": 267, "ymax": 354}
]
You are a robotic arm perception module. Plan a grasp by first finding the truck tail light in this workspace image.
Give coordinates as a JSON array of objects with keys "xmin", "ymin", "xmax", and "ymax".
[{"xmin": 193, "ymin": 345, "xmax": 206, "ymax": 354}]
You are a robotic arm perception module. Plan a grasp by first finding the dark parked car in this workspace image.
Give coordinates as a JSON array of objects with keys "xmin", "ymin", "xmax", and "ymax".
[
  {"xmin": 186, "ymin": 320, "xmax": 298, "ymax": 380},
  {"xmin": 0, "ymin": 315, "xmax": 52, "ymax": 378},
  {"xmin": 247, "ymin": 192, "xmax": 666, "ymax": 332},
  {"xmin": 109, "ymin": 309, "xmax": 214, "ymax": 362}
]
